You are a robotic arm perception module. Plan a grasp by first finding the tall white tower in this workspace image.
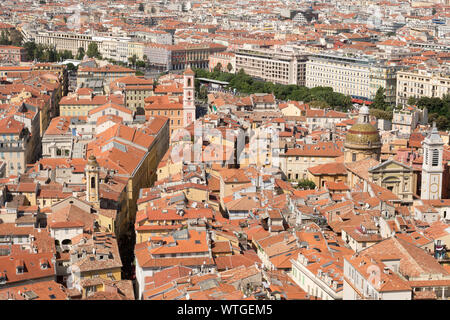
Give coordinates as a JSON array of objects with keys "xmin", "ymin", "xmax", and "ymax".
[
  {"xmin": 421, "ymin": 123, "xmax": 444, "ymax": 200},
  {"xmin": 183, "ymin": 66, "xmax": 196, "ymax": 127},
  {"xmin": 86, "ymin": 154, "xmax": 100, "ymax": 208}
]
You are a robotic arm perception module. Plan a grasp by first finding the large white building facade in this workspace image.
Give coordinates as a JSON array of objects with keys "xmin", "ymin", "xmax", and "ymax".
[
  {"xmin": 235, "ymin": 47, "xmax": 308, "ymax": 86},
  {"xmin": 305, "ymin": 53, "xmax": 398, "ymax": 103},
  {"xmin": 396, "ymin": 69, "xmax": 450, "ymax": 106}
]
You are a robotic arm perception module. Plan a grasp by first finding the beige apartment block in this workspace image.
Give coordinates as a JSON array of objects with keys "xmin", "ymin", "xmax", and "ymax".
[
  {"xmin": 396, "ymin": 69, "xmax": 450, "ymax": 106},
  {"xmin": 35, "ymin": 31, "xmax": 96, "ymax": 56},
  {"xmin": 306, "ymin": 53, "xmax": 397, "ymax": 103},
  {"xmin": 235, "ymin": 48, "xmax": 307, "ymax": 86}
]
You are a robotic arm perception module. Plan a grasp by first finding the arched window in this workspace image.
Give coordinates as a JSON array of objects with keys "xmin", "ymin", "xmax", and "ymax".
[
  {"xmin": 187, "ymin": 78, "xmax": 192, "ymax": 87},
  {"xmin": 91, "ymin": 176, "xmax": 96, "ymax": 189}
]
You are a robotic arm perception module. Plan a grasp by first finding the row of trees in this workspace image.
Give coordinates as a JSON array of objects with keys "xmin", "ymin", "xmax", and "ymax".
[
  {"xmin": 23, "ymin": 42, "xmax": 102, "ymax": 62},
  {"xmin": 193, "ymin": 68, "xmax": 353, "ymax": 111},
  {"xmin": 23, "ymin": 42, "xmax": 67, "ymax": 62},
  {"xmin": 127, "ymin": 54, "xmax": 147, "ymax": 69},
  {"xmin": 194, "ymin": 67, "xmax": 404, "ymax": 124}
]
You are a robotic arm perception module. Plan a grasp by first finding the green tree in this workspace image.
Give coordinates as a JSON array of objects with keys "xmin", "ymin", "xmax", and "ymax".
[
  {"xmin": 60, "ymin": 50, "xmax": 73, "ymax": 60},
  {"xmin": 227, "ymin": 62, "xmax": 233, "ymax": 73},
  {"xmin": 9, "ymin": 29, "xmax": 23, "ymax": 46},
  {"xmin": 262, "ymin": 81, "xmax": 275, "ymax": 94},
  {"xmin": 66, "ymin": 63, "xmax": 77, "ymax": 71},
  {"xmin": 416, "ymin": 97, "xmax": 445, "ymax": 115},
  {"xmin": 372, "ymin": 87, "xmax": 388, "ymax": 111},
  {"xmin": 86, "ymin": 42, "xmax": 100, "ymax": 58},
  {"xmin": 213, "ymin": 63, "xmax": 222, "ymax": 73},
  {"xmin": 142, "ymin": 55, "xmax": 148, "ymax": 68},
  {"xmin": 370, "ymin": 108, "xmax": 393, "ymax": 121},
  {"xmin": 23, "ymin": 42, "xmax": 37, "ymax": 61},
  {"xmin": 297, "ymin": 179, "xmax": 316, "ymax": 190},
  {"xmin": 309, "ymin": 100, "xmax": 330, "ymax": 109},
  {"xmin": 288, "ymin": 86, "xmax": 309, "ymax": 101},
  {"xmin": 136, "ymin": 60, "xmax": 146, "ymax": 68},
  {"xmin": 407, "ymin": 96, "xmax": 418, "ymax": 106},
  {"xmin": 0, "ymin": 30, "xmax": 10, "ymax": 45},
  {"xmin": 128, "ymin": 54, "xmax": 137, "ymax": 68},
  {"xmin": 34, "ymin": 44, "xmax": 44, "ymax": 61},
  {"xmin": 435, "ymin": 115, "xmax": 450, "ymax": 130},
  {"xmin": 77, "ymin": 47, "xmax": 85, "ymax": 60}
]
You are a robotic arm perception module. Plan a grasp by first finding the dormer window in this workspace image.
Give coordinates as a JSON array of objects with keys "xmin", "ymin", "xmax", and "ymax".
[
  {"xmin": 0, "ymin": 272, "xmax": 6, "ymax": 284},
  {"xmin": 40, "ymin": 260, "xmax": 49, "ymax": 270},
  {"xmin": 16, "ymin": 266, "xmax": 24, "ymax": 274}
]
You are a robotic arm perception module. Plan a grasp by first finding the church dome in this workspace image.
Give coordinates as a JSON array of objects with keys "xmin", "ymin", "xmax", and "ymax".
[{"xmin": 345, "ymin": 123, "xmax": 381, "ymax": 146}]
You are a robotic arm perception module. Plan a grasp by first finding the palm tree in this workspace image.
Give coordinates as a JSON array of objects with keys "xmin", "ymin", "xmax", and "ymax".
[{"xmin": 128, "ymin": 54, "xmax": 137, "ymax": 69}]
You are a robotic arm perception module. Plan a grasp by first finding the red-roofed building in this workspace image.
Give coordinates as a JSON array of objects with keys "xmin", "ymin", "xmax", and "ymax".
[
  {"xmin": 77, "ymin": 64, "xmax": 135, "ymax": 88},
  {"xmin": 0, "ymin": 45, "xmax": 26, "ymax": 64},
  {"xmin": 59, "ymin": 92, "xmax": 124, "ymax": 117},
  {"xmin": 280, "ymin": 142, "xmax": 344, "ymax": 181},
  {"xmin": 0, "ymin": 116, "xmax": 32, "ymax": 176}
]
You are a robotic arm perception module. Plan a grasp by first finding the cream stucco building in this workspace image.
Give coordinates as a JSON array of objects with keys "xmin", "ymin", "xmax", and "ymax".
[
  {"xmin": 396, "ymin": 69, "xmax": 450, "ymax": 106},
  {"xmin": 306, "ymin": 53, "xmax": 397, "ymax": 103}
]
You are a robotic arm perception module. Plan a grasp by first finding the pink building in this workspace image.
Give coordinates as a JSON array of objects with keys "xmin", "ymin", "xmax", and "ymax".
[{"xmin": 0, "ymin": 45, "xmax": 26, "ymax": 63}]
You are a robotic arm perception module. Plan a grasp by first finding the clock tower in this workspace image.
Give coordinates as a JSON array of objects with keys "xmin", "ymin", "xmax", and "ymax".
[{"xmin": 421, "ymin": 123, "xmax": 444, "ymax": 200}]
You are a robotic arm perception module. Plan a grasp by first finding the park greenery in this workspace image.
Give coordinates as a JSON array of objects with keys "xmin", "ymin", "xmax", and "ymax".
[
  {"xmin": 408, "ymin": 95, "xmax": 450, "ymax": 130},
  {"xmin": 23, "ymin": 42, "xmax": 74, "ymax": 62},
  {"xmin": 194, "ymin": 67, "xmax": 401, "ymax": 123},
  {"xmin": 193, "ymin": 67, "xmax": 353, "ymax": 111},
  {"xmin": 296, "ymin": 179, "xmax": 316, "ymax": 190}
]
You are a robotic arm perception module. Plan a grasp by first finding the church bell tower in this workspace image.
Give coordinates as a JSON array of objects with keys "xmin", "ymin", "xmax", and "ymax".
[
  {"xmin": 183, "ymin": 66, "xmax": 196, "ymax": 127},
  {"xmin": 86, "ymin": 154, "xmax": 100, "ymax": 208},
  {"xmin": 421, "ymin": 123, "xmax": 444, "ymax": 200}
]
